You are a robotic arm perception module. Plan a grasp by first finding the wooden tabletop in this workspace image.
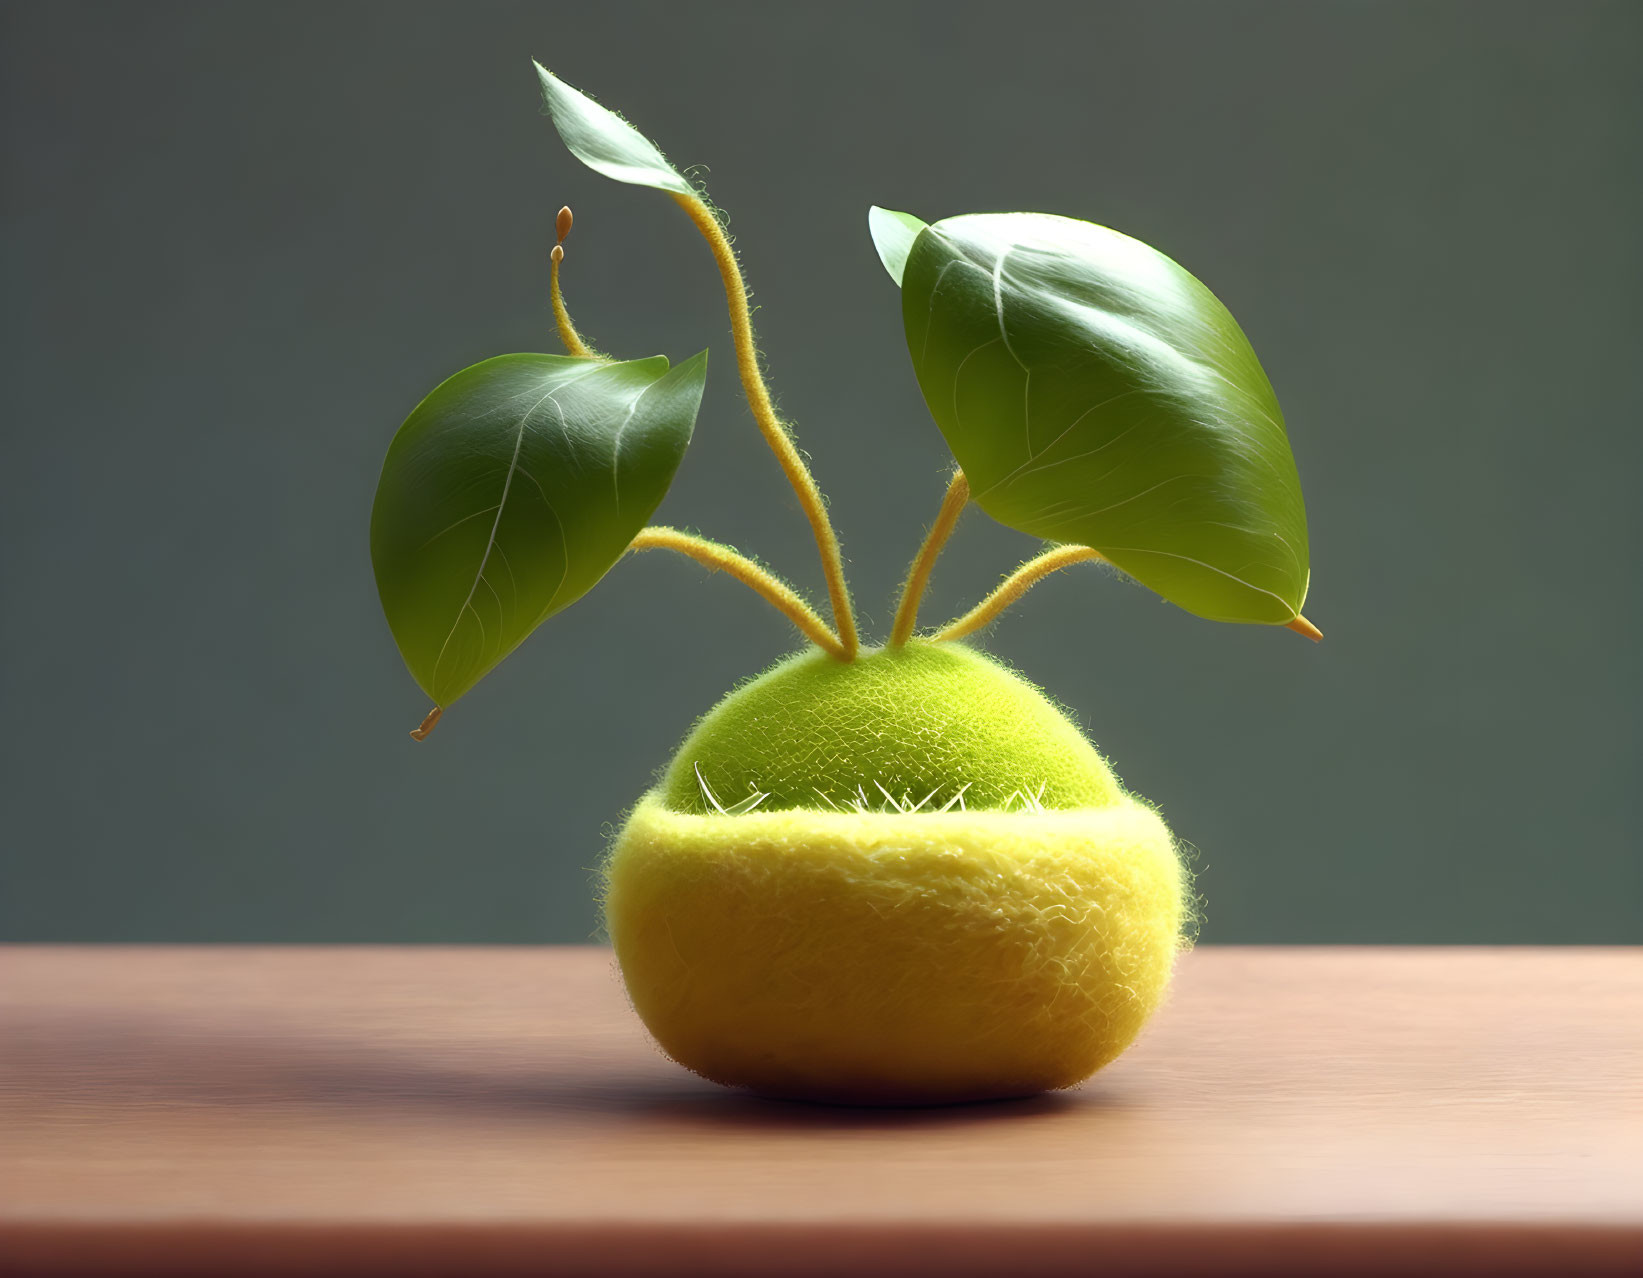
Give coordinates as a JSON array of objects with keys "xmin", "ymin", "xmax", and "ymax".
[{"xmin": 1, "ymin": 947, "xmax": 1638, "ymax": 1277}]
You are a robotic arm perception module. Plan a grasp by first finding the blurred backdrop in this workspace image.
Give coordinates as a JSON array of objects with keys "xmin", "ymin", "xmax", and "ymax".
[{"xmin": 2, "ymin": 1, "xmax": 1638, "ymax": 943}]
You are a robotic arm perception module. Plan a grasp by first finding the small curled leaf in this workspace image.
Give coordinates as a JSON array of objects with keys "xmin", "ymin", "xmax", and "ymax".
[
  {"xmin": 535, "ymin": 64, "xmax": 692, "ymax": 195},
  {"xmin": 371, "ymin": 351, "xmax": 707, "ymax": 706},
  {"xmin": 900, "ymin": 213, "xmax": 1309, "ymax": 625},
  {"xmin": 867, "ymin": 206, "xmax": 927, "ymax": 285}
]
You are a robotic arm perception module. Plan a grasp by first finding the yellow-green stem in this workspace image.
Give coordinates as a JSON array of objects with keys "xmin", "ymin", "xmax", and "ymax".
[
  {"xmin": 889, "ymin": 469, "xmax": 970, "ymax": 648},
  {"xmin": 669, "ymin": 191, "xmax": 858, "ymax": 659},
  {"xmin": 630, "ymin": 526, "xmax": 847, "ymax": 660},
  {"xmin": 548, "ymin": 207, "xmax": 605, "ymax": 360},
  {"xmin": 549, "ymin": 244, "xmax": 600, "ymax": 359},
  {"xmin": 936, "ymin": 545, "xmax": 1104, "ymax": 642}
]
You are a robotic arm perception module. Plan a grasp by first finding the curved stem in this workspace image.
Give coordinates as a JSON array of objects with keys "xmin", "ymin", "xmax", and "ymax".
[
  {"xmin": 889, "ymin": 469, "xmax": 970, "ymax": 647},
  {"xmin": 629, "ymin": 526, "xmax": 847, "ymax": 660},
  {"xmin": 549, "ymin": 207, "xmax": 602, "ymax": 359},
  {"xmin": 935, "ymin": 545, "xmax": 1104, "ymax": 642},
  {"xmin": 669, "ymin": 192, "xmax": 858, "ymax": 659},
  {"xmin": 548, "ymin": 248, "xmax": 597, "ymax": 358}
]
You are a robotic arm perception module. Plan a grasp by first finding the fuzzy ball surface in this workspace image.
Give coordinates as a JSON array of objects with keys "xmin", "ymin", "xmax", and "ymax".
[
  {"xmin": 659, "ymin": 641, "xmax": 1124, "ymax": 812},
  {"xmin": 606, "ymin": 642, "xmax": 1189, "ymax": 1106}
]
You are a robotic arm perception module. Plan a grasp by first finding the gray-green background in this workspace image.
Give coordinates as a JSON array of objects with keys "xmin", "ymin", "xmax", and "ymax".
[{"xmin": 2, "ymin": 1, "xmax": 1638, "ymax": 943}]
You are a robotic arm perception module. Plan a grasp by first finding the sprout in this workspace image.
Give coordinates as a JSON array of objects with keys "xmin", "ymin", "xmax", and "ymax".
[{"xmin": 366, "ymin": 66, "xmax": 1321, "ymax": 1104}]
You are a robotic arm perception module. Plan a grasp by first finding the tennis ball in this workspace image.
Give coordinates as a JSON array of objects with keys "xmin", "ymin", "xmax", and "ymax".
[
  {"xmin": 604, "ymin": 641, "xmax": 1189, "ymax": 1105},
  {"xmin": 660, "ymin": 641, "xmax": 1125, "ymax": 812}
]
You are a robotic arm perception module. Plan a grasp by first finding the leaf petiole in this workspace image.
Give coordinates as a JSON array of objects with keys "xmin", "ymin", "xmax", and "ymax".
[
  {"xmin": 889, "ymin": 469, "xmax": 970, "ymax": 647},
  {"xmin": 629, "ymin": 526, "xmax": 848, "ymax": 660},
  {"xmin": 668, "ymin": 191, "xmax": 859, "ymax": 660},
  {"xmin": 935, "ymin": 545, "xmax": 1105, "ymax": 642}
]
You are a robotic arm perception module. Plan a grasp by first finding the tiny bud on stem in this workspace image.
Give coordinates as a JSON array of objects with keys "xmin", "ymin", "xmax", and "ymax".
[
  {"xmin": 550, "ymin": 244, "xmax": 564, "ymax": 264},
  {"xmin": 555, "ymin": 205, "xmax": 573, "ymax": 243},
  {"xmin": 409, "ymin": 705, "xmax": 443, "ymax": 741}
]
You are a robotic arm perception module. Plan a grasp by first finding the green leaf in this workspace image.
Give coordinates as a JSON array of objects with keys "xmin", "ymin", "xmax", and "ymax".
[
  {"xmin": 535, "ymin": 64, "xmax": 693, "ymax": 195},
  {"xmin": 900, "ymin": 213, "xmax": 1309, "ymax": 625},
  {"xmin": 868, "ymin": 206, "xmax": 927, "ymax": 285},
  {"xmin": 371, "ymin": 351, "xmax": 707, "ymax": 705}
]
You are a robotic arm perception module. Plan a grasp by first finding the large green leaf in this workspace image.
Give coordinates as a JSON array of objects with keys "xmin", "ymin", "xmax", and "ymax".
[
  {"xmin": 535, "ymin": 64, "xmax": 692, "ymax": 195},
  {"xmin": 899, "ymin": 213, "xmax": 1309, "ymax": 625},
  {"xmin": 371, "ymin": 351, "xmax": 707, "ymax": 705},
  {"xmin": 868, "ymin": 206, "xmax": 927, "ymax": 285}
]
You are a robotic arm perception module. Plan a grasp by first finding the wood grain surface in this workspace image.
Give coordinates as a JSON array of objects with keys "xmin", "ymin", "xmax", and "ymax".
[{"xmin": 1, "ymin": 946, "xmax": 1639, "ymax": 1276}]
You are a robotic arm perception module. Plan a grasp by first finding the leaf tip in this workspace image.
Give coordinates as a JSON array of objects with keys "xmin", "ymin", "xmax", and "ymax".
[
  {"xmin": 867, "ymin": 206, "xmax": 927, "ymax": 287},
  {"xmin": 408, "ymin": 705, "xmax": 443, "ymax": 742},
  {"xmin": 1285, "ymin": 615, "xmax": 1323, "ymax": 643}
]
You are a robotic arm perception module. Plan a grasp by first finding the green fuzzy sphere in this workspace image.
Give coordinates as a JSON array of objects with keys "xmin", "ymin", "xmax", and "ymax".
[{"xmin": 659, "ymin": 641, "xmax": 1125, "ymax": 813}]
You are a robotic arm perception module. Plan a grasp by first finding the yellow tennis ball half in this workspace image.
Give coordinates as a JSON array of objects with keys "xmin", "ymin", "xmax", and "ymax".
[{"xmin": 603, "ymin": 641, "xmax": 1190, "ymax": 1105}]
